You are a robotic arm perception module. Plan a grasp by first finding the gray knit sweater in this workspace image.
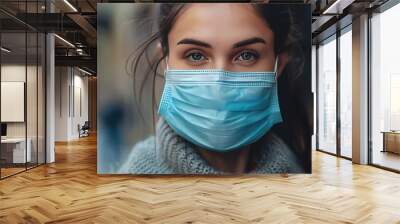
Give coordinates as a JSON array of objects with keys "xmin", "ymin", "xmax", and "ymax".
[{"xmin": 120, "ymin": 118, "xmax": 304, "ymax": 174}]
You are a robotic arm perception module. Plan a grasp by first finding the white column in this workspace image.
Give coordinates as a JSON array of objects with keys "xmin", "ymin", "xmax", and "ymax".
[
  {"xmin": 46, "ymin": 1, "xmax": 55, "ymax": 163},
  {"xmin": 352, "ymin": 14, "xmax": 369, "ymax": 164}
]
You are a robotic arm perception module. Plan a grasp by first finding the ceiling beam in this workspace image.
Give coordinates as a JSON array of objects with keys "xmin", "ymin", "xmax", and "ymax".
[
  {"xmin": 67, "ymin": 13, "xmax": 97, "ymax": 46},
  {"xmin": 55, "ymin": 55, "xmax": 96, "ymax": 70},
  {"xmin": 322, "ymin": 0, "xmax": 356, "ymax": 14}
]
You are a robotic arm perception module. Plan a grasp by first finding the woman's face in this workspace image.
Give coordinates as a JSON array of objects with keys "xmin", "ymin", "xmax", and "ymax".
[{"xmin": 167, "ymin": 3, "xmax": 277, "ymax": 73}]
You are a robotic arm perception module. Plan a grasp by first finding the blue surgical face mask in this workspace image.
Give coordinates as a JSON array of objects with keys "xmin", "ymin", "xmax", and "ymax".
[{"xmin": 158, "ymin": 58, "xmax": 283, "ymax": 152}]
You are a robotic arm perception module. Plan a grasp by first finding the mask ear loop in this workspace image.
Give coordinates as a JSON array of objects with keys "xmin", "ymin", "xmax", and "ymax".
[
  {"xmin": 273, "ymin": 57, "xmax": 279, "ymax": 80},
  {"xmin": 163, "ymin": 56, "xmax": 169, "ymax": 78},
  {"xmin": 165, "ymin": 56, "xmax": 169, "ymax": 71}
]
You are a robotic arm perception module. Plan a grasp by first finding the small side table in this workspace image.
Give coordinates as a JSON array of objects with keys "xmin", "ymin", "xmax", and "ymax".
[{"xmin": 381, "ymin": 131, "xmax": 400, "ymax": 154}]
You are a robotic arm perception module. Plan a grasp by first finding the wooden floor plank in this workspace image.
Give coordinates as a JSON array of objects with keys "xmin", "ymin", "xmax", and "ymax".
[{"xmin": 1, "ymin": 134, "xmax": 400, "ymax": 223}]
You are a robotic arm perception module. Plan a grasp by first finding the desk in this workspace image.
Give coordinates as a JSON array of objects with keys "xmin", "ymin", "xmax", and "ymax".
[
  {"xmin": 1, "ymin": 138, "xmax": 31, "ymax": 163},
  {"xmin": 382, "ymin": 131, "xmax": 400, "ymax": 154}
]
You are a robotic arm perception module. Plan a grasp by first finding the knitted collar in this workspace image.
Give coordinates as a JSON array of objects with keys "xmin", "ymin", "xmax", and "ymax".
[{"xmin": 154, "ymin": 118, "xmax": 297, "ymax": 174}]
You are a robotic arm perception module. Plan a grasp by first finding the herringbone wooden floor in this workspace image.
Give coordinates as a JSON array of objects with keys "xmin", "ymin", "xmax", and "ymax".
[{"xmin": 1, "ymin": 134, "xmax": 400, "ymax": 224}]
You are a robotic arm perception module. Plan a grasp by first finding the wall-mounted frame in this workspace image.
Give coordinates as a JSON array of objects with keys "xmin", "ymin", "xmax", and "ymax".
[{"xmin": 1, "ymin": 81, "xmax": 25, "ymax": 122}]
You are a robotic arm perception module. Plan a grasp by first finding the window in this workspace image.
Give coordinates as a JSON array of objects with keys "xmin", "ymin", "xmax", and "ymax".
[
  {"xmin": 339, "ymin": 28, "xmax": 352, "ymax": 158},
  {"xmin": 317, "ymin": 36, "xmax": 337, "ymax": 154},
  {"xmin": 370, "ymin": 2, "xmax": 400, "ymax": 171}
]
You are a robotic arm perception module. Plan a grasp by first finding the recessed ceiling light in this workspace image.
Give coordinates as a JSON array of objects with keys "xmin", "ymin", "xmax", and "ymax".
[
  {"xmin": 63, "ymin": 0, "xmax": 78, "ymax": 12},
  {"xmin": 322, "ymin": 0, "xmax": 352, "ymax": 15},
  {"xmin": 1, "ymin": 47, "xmax": 11, "ymax": 53},
  {"xmin": 77, "ymin": 67, "xmax": 93, "ymax": 76},
  {"xmin": 54, "ymin": 34, "xmax": 75, "ymax": 48}
]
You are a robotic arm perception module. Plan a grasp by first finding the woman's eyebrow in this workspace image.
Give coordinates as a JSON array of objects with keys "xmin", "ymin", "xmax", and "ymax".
[
  {"xmin": 233, "ymin": 37, "xmax": 266, "ymax": 48},
  {"xmin": 177, "ymin": 38, "xmax": 212, "ymax": 48}
]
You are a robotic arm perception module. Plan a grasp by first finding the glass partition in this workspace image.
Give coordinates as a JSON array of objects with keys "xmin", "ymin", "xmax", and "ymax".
[
  {"xmin": 27, "ymin": 30, "xmax": 38, "ymax": 169},
  {"xmin": 317, "ymin": 35, "xmax": 337, "ymax": 155},
  {"xmin": 0, "ymin": 1, "xmax": 46, "ymax": 179},
  {"xmin": 1, "ymin": 30, "xmax": 28, "ymax": 178},
  {"xmin": 370, "ymin": 3, "xmax": 400, "ymax": 171},
  {"xmin": 339, "ymin": 27, "xmax": 352, "ymax": 158}
]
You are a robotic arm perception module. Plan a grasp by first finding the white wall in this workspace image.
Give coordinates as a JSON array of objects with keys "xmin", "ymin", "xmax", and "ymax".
[
  {"xmin": 55, "ymin": 66, "xmax": 69, "ymax": 141},
  {"xmin": 1, "ymin": 64, "xmax": 40, "ymax": 137},
  {"xmin": 54, "ymin": 67, "xmax": 89, "ymax": 141},
  {"xmin": 72, "ymin": 73, "xmax": 89, "ymax": 138}
]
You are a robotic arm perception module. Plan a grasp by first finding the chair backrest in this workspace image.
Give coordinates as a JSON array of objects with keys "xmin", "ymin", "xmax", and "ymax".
[{"xmin": 83, "ymin": 121, "xmax": 90, "ymax": 129}]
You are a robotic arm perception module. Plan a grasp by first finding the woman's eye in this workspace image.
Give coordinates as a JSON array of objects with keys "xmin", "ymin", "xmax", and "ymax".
[
  {"xmin": 186, "ymin": 52, "xmax": 206, "ymax": 62},
  {"xmin": 235, "ymin": 51, "xmax": 259, "ymax": 62}
]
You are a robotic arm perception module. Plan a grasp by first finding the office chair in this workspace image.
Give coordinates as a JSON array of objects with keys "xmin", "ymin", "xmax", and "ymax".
[{"xmin": 79, "ymin": 121, "xmax": 90, "ymax": 138}]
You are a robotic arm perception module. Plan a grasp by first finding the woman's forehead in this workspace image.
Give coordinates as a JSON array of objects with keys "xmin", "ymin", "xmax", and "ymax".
[{"xmin": 168, "ymin": 3, "xmax": 274, "ymax": 46}]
